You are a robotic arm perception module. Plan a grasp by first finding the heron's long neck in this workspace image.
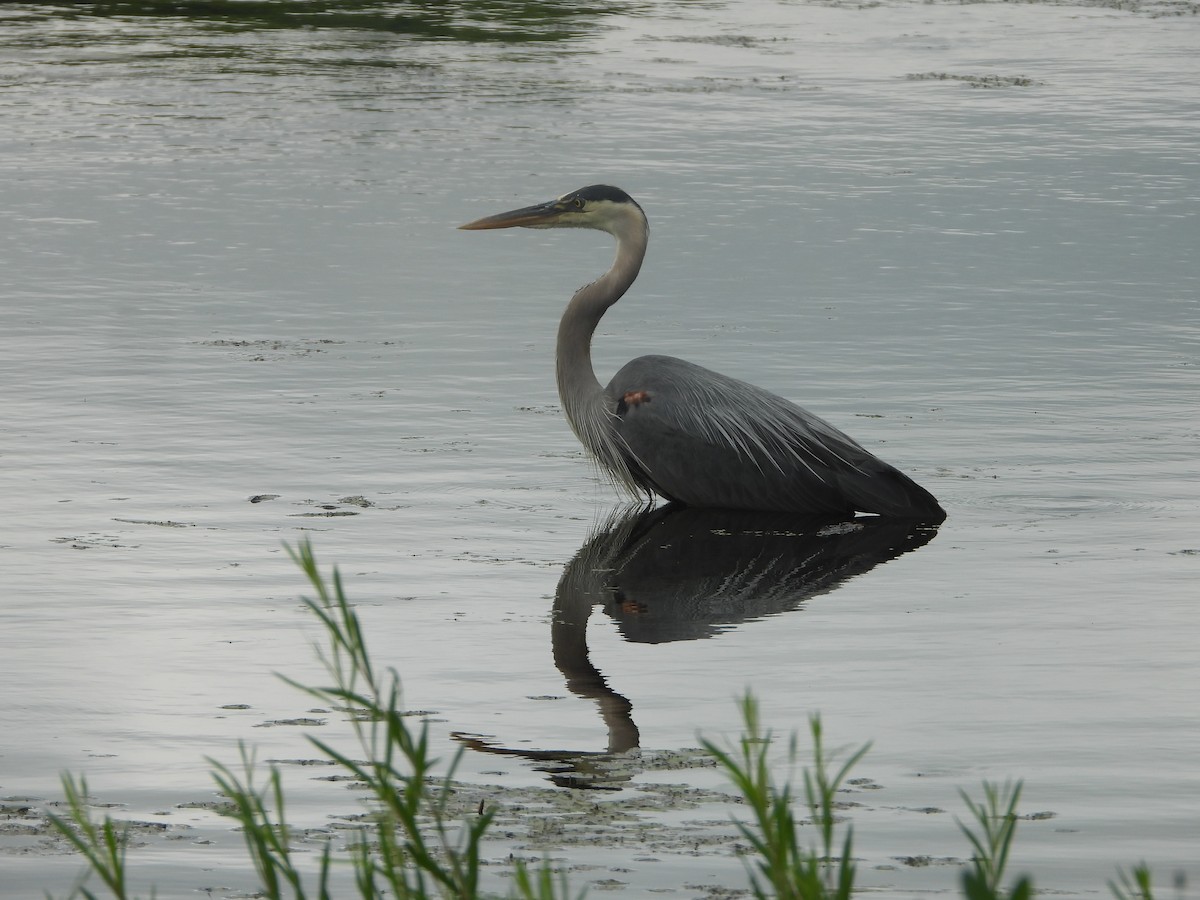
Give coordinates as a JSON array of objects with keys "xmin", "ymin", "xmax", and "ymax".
[{"xmin": 555, "ymin": 220, "xmax": 648, "ymax": 437}]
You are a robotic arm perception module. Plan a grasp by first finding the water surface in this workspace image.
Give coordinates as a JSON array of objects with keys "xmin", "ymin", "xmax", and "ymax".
[{"xmin": 1, "ymin": 0, "xmax": 1198, "ymax": 896}]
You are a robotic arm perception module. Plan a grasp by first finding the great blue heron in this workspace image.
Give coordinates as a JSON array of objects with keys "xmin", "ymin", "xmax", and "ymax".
[{"xmin": 460, "ymin": 184, "xmax": 945, "ymax": 521}]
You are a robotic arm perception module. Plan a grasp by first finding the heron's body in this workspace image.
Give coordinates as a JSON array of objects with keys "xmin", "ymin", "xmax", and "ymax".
[
  {"xmin": 607, "ymin": 355, "xmax": 941, "ymax": 516},
  {"xmin": 461, "ymin": 185, "xmax": 945, "ymax": 521}
]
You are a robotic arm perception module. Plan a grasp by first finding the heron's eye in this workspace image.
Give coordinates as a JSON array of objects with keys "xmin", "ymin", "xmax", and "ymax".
[{"xmin": 572, "ymin": 198, "xmax": 585, "ymax": 210}]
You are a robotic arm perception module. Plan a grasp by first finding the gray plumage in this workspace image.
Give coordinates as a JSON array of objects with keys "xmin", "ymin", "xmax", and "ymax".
[{"xmin": 460, "ymin": 185, "xmax": 944, "ymax": 521}]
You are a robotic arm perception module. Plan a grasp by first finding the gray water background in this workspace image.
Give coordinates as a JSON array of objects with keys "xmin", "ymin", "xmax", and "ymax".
[{"xmin": 1, "ymin": 0, "xmax": 1198, "ymax": 895}]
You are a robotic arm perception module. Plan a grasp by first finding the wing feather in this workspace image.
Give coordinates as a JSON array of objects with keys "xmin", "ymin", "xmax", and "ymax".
[{"xmin": 606, "ymin": 355, "xmax": 943, "ymax": 518}]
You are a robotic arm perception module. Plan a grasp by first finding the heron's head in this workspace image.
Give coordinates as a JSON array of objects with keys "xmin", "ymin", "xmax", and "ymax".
[{"xmin": 459, "ymin": 185, "xmax": 645, "ymax": 237}]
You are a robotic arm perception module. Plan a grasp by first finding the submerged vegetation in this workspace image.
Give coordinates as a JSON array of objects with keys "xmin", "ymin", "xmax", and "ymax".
[{"xmin": 47, "ymin": 540, "xmax": 1164, "ymax": 899}]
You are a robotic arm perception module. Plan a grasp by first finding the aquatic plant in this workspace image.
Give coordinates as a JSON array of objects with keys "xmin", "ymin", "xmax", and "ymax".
[
  {"xmin": 47, "ymin": 540, "xmax": 571, "ymax": 900},
  {"xmin": 1110, "ymin": 863, "xmax": 1159, "ymax": 900},
  {"xmin": 46, "ymin": 774, "xmax": 134, "ymax": 900},
  {"xmin": 700, "ymin": 699, "xmax": 865, "ymax": 899},
  {"xmin": 957, "ymin": 780, "xmax": 1032, "ymax": 900}
]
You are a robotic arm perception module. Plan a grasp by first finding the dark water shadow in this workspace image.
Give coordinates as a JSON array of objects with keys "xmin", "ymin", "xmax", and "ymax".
[
  {"xmin": 35, "ymin": 0, "xmax": 638, "ymax": 42},
  {"xmin": 454, "ymin": 505, "xmax": 940, "ymax": 789}
]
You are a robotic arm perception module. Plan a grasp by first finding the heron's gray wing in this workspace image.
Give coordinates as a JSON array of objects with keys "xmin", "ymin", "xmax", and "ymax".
[{"xmin": 607, "ymin": 355, "xmax": 942, "ymax": 518}]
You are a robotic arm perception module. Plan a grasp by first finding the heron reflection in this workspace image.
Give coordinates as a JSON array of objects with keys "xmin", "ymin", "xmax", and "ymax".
[{"xmin": 454, "ymin": 505, "xmax": 938, "ymax": 789}]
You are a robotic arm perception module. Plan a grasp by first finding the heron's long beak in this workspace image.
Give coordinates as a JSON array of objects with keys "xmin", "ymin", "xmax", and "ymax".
[{"xmin": 458, "ymin": 200, "xmax": 565, "ymax": 230}]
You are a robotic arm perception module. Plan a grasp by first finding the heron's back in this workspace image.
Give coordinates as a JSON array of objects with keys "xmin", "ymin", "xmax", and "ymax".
[{"xmin": 606, "ymin": 355, "xmax": 944, "ymax": 519}]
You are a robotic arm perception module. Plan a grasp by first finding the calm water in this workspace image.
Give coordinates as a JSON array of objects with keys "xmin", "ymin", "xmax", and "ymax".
[{"xmin": 1, "ymin": 0, "xmax": 1198, "ymax": 896}]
